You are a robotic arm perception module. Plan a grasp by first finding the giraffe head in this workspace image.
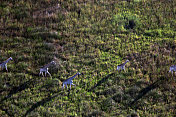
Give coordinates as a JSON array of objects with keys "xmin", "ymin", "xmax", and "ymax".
[
  {"xmin": 126, "ymin": 59, "xmax": 129, "ymax": 62},
  {"xmin": 51, "ymin": 61, "xmax": 56, "ymax": 65},
  {"xmin": 9, "ymin": 57, "xmax": 13, "ymax": 60},
  {"xmin": 56, "ymin": 4, "xmax": 60, "ymax": 8},
  {"xmin": 77, "ymin": 72, "xmax": 81, "ymax": 75}
]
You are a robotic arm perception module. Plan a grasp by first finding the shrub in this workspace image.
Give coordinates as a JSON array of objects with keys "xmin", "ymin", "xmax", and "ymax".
[
  {"xmin": 88, "ymin": 110, "xmax": 107, "ymax": 117},
  {"xmin": 111, "ymin": 11, "xmax": 141, "ymax": 32},
  {"xmin": 101, "ymin": 97, "xmax": 116, "ymax": 112},
  {"xmin": 12, "ymin": 5, "xmax": 30, "ymax": 20}
]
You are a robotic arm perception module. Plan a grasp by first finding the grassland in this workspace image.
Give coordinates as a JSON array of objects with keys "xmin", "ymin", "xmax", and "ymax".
[{"xmin": 0, "ymin": 0, "xmax": 176, "ymax": 116}]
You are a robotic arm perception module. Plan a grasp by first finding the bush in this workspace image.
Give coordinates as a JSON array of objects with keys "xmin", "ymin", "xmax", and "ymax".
[
  {"xmin": 12, "ymin": 5, "xmax": 30, "ymax": 20},
  {"xmin": 88, "ymin": 110, "xmax": 107, "ymax": 117},
  {"xmin": 102, "ymin": 97, "xmax": 116, "ymax": 112},
  {"xmin": 26, "ymin": 27, "xmax": 60, "ymax": 39},
  {"xmin": 111, "ymin": 11, "xmax": 141, "ymax": 32}
]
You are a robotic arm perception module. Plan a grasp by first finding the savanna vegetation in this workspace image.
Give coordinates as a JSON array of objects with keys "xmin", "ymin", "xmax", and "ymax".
[{"xmin": 0, "ymin": 0, "xmax": 176, "ymax": 116}]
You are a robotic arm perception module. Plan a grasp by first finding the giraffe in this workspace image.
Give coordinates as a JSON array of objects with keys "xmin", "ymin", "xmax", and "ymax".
[
  {"xmin": 116, "ymin": 59, "xmax": 130, "ymax": 72},
  {"xmin": 62, "ymin": 72, "xmax": 81, "ymax": 89},
  {"xmin": 169, "ymin": 65, "xmax": 176, "ymax": 74},
  {"xmin": 0, "ymin": 57, "xmax": 13, "ymax": 72},
  {"xmin": 39, "ymin": 61, "xmax": 56, "ymax": 77}
]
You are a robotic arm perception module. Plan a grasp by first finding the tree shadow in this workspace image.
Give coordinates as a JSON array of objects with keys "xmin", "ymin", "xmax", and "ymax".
[
  {"xmin": 88, "ymin": 73, "xmax": 115, "ymax": 92},
  {"xmin": 130, "ymin": 77, "xmax": 164, "ymax": 106},
  {"xmin": 1, "ymin": 79, "xmax": 34, "ymax": 102},
  {"xmin": 24, "ymin": 94, "xmax": 58, "ymax": 117}
]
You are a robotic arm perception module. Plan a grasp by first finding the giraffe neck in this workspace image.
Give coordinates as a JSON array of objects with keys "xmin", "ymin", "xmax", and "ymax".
[
  {"xmin": 43, "ymin": 62, "xmax": 53, "ymax": 68},
  {"xmin": 123, "ymin": 61, "xmax": 128, "ymax": 66},
  {"xmin": 69, "ymin": 73, "xmax": 79, "ymax": 81},
  {"xmin": 5, "ymin": 58, "xmax": 11, "ymax": 63}
]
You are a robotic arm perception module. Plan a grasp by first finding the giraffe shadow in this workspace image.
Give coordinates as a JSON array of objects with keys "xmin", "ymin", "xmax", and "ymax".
[
  {"xmin": 24, "ymin": 94, "xmax": 58, "ymax": 117},
  {"xmin": 0, "ymin": 106, "xmax": 13, "ymax": 117},
  {"xmin": 0, "ymin": 83, "xmax": 12, "ymax": 94},
  {"xmin": 0, "ymin": 89, "xmax": 4, "ymax": 93},
  {"xmin": 25, "ymin": 70, "xmax": 39, "ymax": 77},
  {"xmin": 130, "ymin": 77, "xmax": 164, "ymax": 106},
  {"xmin": 88, "ymin": 73, "xmax": 115, "ymax": 92},
  {"xmin": 1, "ymin": 79, "xmax": 34, "ymax": 102},
  {"xmin": 0, "ymin": 69, "xmax": 9, "ymax": 73}
]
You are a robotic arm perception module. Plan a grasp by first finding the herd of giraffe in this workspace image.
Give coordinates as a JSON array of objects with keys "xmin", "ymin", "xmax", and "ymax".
[{"xmin": 0, "ymin": 57, "xmax": 175, "ymax": 89}]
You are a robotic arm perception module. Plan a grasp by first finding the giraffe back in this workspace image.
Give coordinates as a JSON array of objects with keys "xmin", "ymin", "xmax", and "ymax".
[{"xmin": 170, "ymin": 65, "xmax": 176, "ymax": 71}]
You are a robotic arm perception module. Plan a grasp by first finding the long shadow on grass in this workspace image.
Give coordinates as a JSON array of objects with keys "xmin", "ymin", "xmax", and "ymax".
[
  {"xmin": 25, "ymin": 70, "xmax": 40, "ymax": 77},
  {"xmin": 24, "ymin": 94, "xmax": 58, "ymax": 117},
  {"xmin": 0, "ymin": 107, "xmax": 13, "ymax": 117},
  {"xmin": 88, "ymin": 73, "xmax": 115, "ymax": 92},
  {"xmin": 1, "ymin": 79, "xmax": 35, "ymax": 102},
  {"xmin": 130, "ymin": 77, "xmax": 165, "ymax": 106},
  {"xmin": 0, "ymin": 89, "xmax": 5, "ymax": 94},
  {"xmin": 0, "ymin": 79, "xmax": 35, "ymax": 117}
]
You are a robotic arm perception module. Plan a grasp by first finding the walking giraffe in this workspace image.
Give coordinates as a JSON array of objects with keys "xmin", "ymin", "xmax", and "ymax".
[
  {"xmin": 62, "ymin": 72, "xmax": 81, "ymax": 89},
  {"xmin": 0, "ymin": 57, "xmax": 13, "ymax": 72},
  {"xmin": 116, "ymin": 59, "xmax": 130, "ymax": 72},
  {"xmin": 39, "ymin": 61, "xmax": 56, "ymax": 77},
  {"xmin": 169, "ymin": 65, "xmax": 176, "ymax": 74}
]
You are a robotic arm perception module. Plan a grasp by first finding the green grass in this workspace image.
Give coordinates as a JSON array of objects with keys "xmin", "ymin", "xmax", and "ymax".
[{"xmin": 0, "ymin": 0, "xmax": 176, "ymax": 116}]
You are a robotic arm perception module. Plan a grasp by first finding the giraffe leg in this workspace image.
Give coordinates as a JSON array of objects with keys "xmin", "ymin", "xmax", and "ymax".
[
  {"xmin": 47, "ymin": 71, "xmax": 52, "ymax": 77},
  {"xmin": 5, "ymin": 65, "xmax": 8, "ymax": 72},
  {"xmin": 39, "ymin": 71, "xmax": 42, "ymax": 76},
  {"xmin": 45, "ymin": 71, "xmax": 47, "ymax": 77},
  {"xmin": 41, "ymin": 72, "xmax": 44, "ymax": 77},
  {"xmin": 72, "ymin": 83, "xmax": 75, "ymax": 86},
  {"xmin": 117, "ymin": 66, "xmax": 120, "ymax": 71},
  {"xmin": 70, "ymin": 84, "xmax": 71, "ymax": 89},
  {"xmin": 116, "ymin": 67, "xmax": 119, "ymax": 71}
]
